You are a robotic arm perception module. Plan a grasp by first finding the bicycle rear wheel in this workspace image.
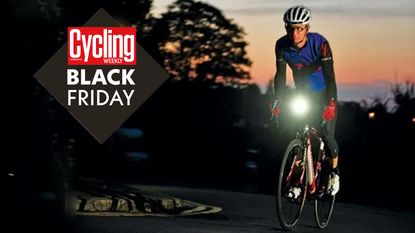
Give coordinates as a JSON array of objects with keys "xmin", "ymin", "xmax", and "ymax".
[
  {"xmin": 276, "ymin": 139, "xmax": 307, "ymax": 230},
  {"xmin": 314, "ymin": 158, "xmax": 336, "ymax": 228}
]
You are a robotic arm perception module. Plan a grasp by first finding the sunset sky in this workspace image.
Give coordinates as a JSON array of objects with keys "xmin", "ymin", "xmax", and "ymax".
[{"xmin": 153, "ymin": 0, "xmax": 415, "ymax": 102}]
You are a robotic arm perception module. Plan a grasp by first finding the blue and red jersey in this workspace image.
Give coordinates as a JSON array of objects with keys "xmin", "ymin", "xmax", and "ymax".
[{"xmin": 274, "ymin": 32, "xmax": 337, "ymax": 104}]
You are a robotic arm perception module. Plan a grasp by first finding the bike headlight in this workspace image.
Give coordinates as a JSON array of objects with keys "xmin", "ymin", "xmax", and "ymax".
[{"xmin": 290, "ymin": 96, "xmax": 309, "ymax": 116}]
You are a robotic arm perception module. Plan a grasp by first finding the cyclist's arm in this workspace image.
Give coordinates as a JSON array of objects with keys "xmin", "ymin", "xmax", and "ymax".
[
  {"xmin": 321, "ymin": 41, "xmax": 337, "ymax": 104},
  {"xmin": 274, "ymin": 41, "xmax": 287, "ymax": 99}
]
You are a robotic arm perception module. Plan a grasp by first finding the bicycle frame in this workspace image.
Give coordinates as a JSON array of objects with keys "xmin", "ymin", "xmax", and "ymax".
[{"xmin": 295, "ymin": 124, "xmax": 326, "ymax": 197}]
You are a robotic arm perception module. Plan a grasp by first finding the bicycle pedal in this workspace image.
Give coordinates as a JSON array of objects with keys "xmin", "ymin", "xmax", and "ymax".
[{"xmin": 287, "ymin": 187, "xmax": 301, "ymax": 200}]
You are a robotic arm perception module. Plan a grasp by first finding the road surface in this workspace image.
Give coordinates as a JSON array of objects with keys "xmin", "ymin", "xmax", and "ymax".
[{"xmin": 69, "ymin": 185, "xmax": 414, "ymax": 233}]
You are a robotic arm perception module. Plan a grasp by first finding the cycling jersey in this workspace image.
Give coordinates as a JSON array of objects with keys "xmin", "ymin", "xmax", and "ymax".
[{"xmin": 274, "ymin": 32, "xmax": 337, "ymax": 104}]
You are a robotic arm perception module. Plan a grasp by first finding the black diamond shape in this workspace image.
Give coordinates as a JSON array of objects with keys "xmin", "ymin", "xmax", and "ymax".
[{"xmin": 34, "ymin": 8, "xmax": 168, "ymax": 143}]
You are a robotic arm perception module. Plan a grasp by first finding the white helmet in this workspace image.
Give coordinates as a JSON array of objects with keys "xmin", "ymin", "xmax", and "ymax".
[{"xmin": 284, "ymin": 5, "xmax": 312, "ymax": 25}]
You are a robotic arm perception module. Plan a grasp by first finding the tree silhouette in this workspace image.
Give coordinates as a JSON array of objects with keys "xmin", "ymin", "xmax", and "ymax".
[
  {"xmin": 390, "ymin": 81, "xmax": 415, "ymax": 133},
  {"xmin": 391, "ymin": 81, "xmax": 414, "ymax": 104},
  {"xmin": 391, "ymin": 81, "xmax": 414, "ymax": 113},
  {"xmin": 154, "ymin": 0, "xmax": 251, "ymax": 85}
]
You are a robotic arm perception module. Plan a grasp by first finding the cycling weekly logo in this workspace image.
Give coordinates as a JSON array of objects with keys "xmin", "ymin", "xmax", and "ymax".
[
  {"xmin": 67, "ymin": 27, "xmax": 136, "ymax": 65},
  {"xmin": 34, "ymin": 9, "xmax": 168, "ymax": 143},
  {"xmin": 66, "ymin": 27, "xmax": 136, "ymax": 107}
]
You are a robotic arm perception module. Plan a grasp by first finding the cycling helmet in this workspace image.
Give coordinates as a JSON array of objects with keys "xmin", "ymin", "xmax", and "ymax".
[{"xmin": 283, "ymin": 6, "xmax": 311, "ymax": 25}]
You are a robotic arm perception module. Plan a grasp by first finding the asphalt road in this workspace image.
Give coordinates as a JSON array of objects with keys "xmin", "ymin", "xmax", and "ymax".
[{"xmin": 70, "ymin": 185, "xmax": 415, "ymax": 233}]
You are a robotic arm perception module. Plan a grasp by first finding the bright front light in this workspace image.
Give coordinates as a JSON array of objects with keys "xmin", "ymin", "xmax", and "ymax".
[{"xmin": 290, "ymin": 96, "xmax": 309, "ymax": 116}]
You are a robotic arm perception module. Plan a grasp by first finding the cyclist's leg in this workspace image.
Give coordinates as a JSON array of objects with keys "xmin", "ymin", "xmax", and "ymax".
[
  {"xmin": 322, "ymin": 115, "xmax": 340, "ymax": 195},
  {"xmin": 308, "ymin": 90, "xmax": 339, "ymax": 164},
  {"xmin": 325, "ymin": 117, "xmax": 339, "ymax": 163},
  {"xmin": 324, "ymin": 116, "xmax": 339, "ymax": 170}
]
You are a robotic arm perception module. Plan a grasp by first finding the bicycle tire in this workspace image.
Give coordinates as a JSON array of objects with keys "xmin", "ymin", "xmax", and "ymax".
[
  {"xmin": 314, "ymin": 157, "xmax": 336, "ymax": 228},
  {"xmin": 276, "ymin": 139, "xmax": 307, "ymax": 230}
]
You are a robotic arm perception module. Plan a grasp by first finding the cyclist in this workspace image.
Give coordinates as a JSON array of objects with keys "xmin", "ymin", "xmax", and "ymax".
[{"xmin": 272, "ymin": 5, "xmax": 340, "ymax": 196}]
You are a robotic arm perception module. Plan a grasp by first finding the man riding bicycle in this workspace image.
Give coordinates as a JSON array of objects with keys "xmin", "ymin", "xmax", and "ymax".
[{"xmin": 272, "ymin": 5, "xmax": 340, "ymax": 196}]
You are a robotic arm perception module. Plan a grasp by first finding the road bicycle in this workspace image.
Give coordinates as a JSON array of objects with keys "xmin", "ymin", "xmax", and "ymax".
[{"xmin": 272, "ymin": 96, "xmax": 336, "ymax": 230}]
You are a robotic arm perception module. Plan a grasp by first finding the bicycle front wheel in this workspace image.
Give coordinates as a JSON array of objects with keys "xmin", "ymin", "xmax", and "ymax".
[
  {"xmin": 276, "ymin": 139, "xmax": 307, "ymax": 230},
  {"xmin": 314, "ymin": 160, "xmax": 336, "ymax": 228}
]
